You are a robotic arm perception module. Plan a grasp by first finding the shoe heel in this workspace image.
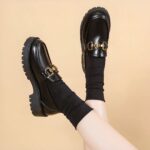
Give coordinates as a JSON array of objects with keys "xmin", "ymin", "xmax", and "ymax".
[{"xmin": 29, "ymin": 93, "xmax": 47, "ymax": 116}]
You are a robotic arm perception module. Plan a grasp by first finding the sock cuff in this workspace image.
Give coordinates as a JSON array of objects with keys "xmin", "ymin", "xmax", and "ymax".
[
  {"xmin": 66, "ymin": 101, "xmax": 93, "ymax": 128},
  {"xmin": 86, "ymin": 89, "xmax": 105, "ymax": 101}
]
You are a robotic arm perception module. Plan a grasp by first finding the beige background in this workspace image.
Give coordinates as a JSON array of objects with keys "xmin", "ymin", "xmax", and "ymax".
[{"xmin": 0, "ymin": 0, "xmax": 150, "ymax": 150}]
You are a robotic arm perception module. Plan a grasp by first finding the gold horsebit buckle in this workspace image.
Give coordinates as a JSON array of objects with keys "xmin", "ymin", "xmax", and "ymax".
[
  {"xmin": 43, "ymin": 65, "xmax": 58, "ymax": 81},
  {"xmin": 87, "ymin": 41, "xmax": 108, "ymax": 51}
]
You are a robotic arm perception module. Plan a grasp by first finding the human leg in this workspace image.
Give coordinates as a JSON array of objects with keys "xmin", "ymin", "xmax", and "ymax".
[
  {"xmin": 84, "ymin": 100, "xmax": 108, "ymax": 150},
  {"xmin": 80, "ymin": 7, "xmax": 110, "ymax": 149},
  {"xmin": 77, "ymin": 110, "xmax": 137, "ymax": 150}
]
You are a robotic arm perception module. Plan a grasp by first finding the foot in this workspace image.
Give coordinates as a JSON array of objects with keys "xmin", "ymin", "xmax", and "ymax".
[
  {"xmin": 80, "ymin": 7, "xmax": 111, "ymax": 101},
  {"xmin": 22, "ymin": 37, "xmax": 61, "ymax": 116},
  {"xmin": 22, "ymin": 37, "xmax": 92, "ymax": 127}
]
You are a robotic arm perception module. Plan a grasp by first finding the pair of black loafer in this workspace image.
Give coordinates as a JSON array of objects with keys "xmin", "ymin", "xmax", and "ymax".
[{"xmin": 22, "ymin": 7, "xmax": 111, "ymax": 117}]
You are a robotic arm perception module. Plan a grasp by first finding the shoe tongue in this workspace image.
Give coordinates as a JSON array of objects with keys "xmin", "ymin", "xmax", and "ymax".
[
  {"xmin": 86, "ymin": 19, "xmax": 108, "ymax": 43},
  {"xmin": 38, "ymin": 42, "xmax": 53, "ymax": 71},
  {"xmin": 41, "ymin": 43, "xmax": 52, "ymax": 65}
]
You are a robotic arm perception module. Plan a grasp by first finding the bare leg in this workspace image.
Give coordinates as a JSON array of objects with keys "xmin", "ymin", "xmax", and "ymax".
[
  {"xmin": 86, "ymin": 100, "xmax": 108, "ymax": 121},
  {"xmin": 84, "ymin": 100, "xmax": 108, "ymax": 150},
  {"xmin": 77, "ymin": 110, "xmax": 137, "ymax": 150}
]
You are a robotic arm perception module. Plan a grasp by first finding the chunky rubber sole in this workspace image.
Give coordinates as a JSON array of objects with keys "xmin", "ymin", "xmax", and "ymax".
[
  {"xmin": 80, "ymin": 7, "xmax": 111, "ymax": 72},
  {"xmin": 22, "ymin": 37, "xmax": 47, "ymax": 117}
]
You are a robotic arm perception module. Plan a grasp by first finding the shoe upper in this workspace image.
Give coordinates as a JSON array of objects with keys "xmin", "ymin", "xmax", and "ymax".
[
  {"xmin": 81, "ymin": 7, "xmax": 110, "ymax": 58},
  {"xmin": 29, "ymin": 39, "xmax": 61, "ymax": 115}
]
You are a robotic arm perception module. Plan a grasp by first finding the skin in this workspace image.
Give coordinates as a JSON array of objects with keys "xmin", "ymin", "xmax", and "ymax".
[
  {"xmin": 84, "ymin": 100, "xmax": 108, "ymax": 150},
  {"xmin": 76, "ymin": 100, "xmax": 137, "ymax": 150}
]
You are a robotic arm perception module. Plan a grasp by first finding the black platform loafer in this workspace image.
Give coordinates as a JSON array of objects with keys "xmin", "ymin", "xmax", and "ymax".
[
  {"xmin": 22, "ymin": 37, "xmax": 61, "ymax": 116},
  {"xmin": 80, "ymin": 7, "xmax": 111, "ymax": 72}
]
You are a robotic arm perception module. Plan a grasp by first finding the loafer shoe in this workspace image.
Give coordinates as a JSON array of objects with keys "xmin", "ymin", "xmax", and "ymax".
[
  {"xmin": 80, "ymin": 7, "xmax": 111, "ymax": 72},
  {"xmin": 22, "ymin": 37, "xmax": 61, "ymax": 116}
]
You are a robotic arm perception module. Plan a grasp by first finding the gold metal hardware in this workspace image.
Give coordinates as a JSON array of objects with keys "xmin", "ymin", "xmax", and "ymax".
[
  {"xmin": 44, "ymin": 65, "xmax": 58, "ymax": 79},
  {"xmin": 87, "ymin": 41, "xmax": 108, "ymax": 51}
]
